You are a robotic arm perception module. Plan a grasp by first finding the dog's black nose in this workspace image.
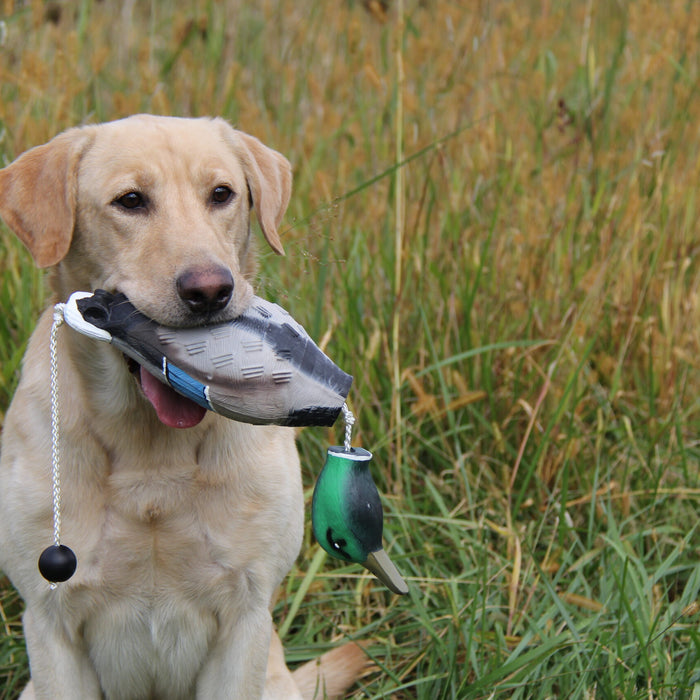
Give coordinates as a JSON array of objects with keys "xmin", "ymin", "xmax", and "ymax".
[{"xmin": 177, "ymin": 266, "xmax": 234, "ymax": 315}]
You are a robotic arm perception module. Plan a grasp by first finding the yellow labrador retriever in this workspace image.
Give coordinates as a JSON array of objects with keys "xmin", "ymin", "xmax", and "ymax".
[{"xmin": 0, "ymin": 115, "xmax": 365, "ymax": 700}]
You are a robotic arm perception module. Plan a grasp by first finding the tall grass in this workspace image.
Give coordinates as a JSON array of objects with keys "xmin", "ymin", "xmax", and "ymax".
[{"xmin": 1, "ymin": 1, "xmax": 699, "ymax": 697}]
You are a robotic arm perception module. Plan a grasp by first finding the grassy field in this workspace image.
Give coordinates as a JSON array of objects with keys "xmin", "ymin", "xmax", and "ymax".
[{"xmin": 1, "ymin": 1, "xmax": 699, "ymax": 698}]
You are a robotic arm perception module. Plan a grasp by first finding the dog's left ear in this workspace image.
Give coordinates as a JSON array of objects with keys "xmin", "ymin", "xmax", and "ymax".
[
  {"xmin": 0, "ymin": 128, "xmax": 93, "ymax": 268},
  {"xmin": 220, "ymin": 122, "xmax": 292, "ymax": 256}
]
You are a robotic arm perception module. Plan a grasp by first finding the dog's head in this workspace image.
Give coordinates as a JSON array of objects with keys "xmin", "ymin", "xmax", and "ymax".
[
  {"xmin": 0, "ymin": 115, "xmax": 293, "ymax": 429},
  {"xmin": 0, "ymin": 114, "xmax": 292, "ymax": 326}
]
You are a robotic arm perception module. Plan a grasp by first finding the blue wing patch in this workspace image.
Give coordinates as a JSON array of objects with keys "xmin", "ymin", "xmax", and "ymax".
[{"xmin": 165, "ymin": 362, "xmax": 211, "ymax": 410}]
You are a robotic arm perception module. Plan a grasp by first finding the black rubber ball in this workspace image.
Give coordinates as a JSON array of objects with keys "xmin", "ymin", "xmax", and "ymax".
[{"xmin": 38, "ymin": 544, "xmax": 77, "ymax": 583}]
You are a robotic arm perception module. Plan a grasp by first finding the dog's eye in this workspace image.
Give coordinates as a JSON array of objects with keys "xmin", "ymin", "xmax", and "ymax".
[
  {"xmin": 211, "ymin": 186, "xmax": 234, "ymax": 205},
  {"xmin": 113, "ymin": 191, "xmax": 146, "ymax": 210}
]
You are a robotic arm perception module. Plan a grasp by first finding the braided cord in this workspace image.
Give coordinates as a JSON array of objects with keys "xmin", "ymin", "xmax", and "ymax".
[
  {"xmin": 49, "ymin": 304, "xmax": 66, "ymax": 548},
  {"xmin": 341, "ymin": 402, "xmax": 355, "ymax": 452}
]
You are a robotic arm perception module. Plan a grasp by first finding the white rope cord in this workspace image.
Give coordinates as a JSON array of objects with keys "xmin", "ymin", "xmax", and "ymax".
[
  {"xmin": 49, "ymin": 305, "xmax": 66, "ymax": 552},
  {"xmin": 341, "ymin": 402, "xmax": 355, "ymax": 452}
]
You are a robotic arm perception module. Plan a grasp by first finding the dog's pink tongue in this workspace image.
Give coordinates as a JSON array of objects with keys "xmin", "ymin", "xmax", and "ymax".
[{"xmin": 140, "ymin": 367, "xmax": 207, "ymax": 429}]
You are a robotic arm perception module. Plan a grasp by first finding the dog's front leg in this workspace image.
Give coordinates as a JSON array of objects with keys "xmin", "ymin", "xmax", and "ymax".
[
  {"xmin": 22, "ymin": 608, "xmax": 102, "ymax": 699},
  {"xmin": 196, "ymin": 607, "xmax": 274, "ymax": 699}
]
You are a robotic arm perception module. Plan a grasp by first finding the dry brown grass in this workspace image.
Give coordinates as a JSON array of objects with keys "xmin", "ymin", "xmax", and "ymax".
[{"xmin": 1, "ymin": 1, "xmax": 699, "ymax": 697}]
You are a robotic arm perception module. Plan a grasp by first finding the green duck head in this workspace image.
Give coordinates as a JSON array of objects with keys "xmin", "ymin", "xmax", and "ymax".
[{"xmin": 312, "ymin": 446, "xmax": 408, "ymax": 595}]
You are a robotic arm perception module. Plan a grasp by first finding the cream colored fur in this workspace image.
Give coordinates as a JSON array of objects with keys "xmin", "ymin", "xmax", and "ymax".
[{"xmin": 0, "ymin": 115, "xmax": 366, "ymax": 700}]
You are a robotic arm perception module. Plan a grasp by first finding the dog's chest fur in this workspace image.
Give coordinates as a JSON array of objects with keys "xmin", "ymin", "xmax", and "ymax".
[{"xmin": 59, "ymin": 396, "xmax": 305, "ymax": 585}]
